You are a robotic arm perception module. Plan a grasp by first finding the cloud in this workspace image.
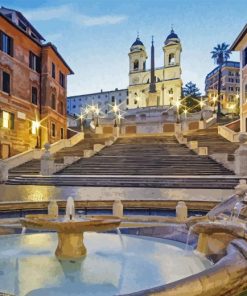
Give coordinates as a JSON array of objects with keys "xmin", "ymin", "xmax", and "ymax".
[{"xmin": 23, "ymin": 4, "xmax": 127, "ymax": 26}]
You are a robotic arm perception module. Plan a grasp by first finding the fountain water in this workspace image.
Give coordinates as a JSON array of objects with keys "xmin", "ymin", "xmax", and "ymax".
[
  {"xmin": 116, "ymin": 228, "xmax": 125, "ymax": 249},
  {"xmin": 185, "ymin": 226, "xmax": 193, "ymax": 252},
  {"xmin": 21, "ymin": 227, "xmax": 26, "ymax": 235},
  {"xmin": 65, "ymin": 196, "xmax": 75, "ymax": 221}
]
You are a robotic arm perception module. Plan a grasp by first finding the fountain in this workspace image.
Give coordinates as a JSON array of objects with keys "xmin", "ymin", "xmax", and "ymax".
[
  {"xmin": 20, "ymin": 197, "xmax": 121, "ymax": 259},
  {"xmin": 0, "ymin": 194, "xmax": 247, "ymax": 295}
]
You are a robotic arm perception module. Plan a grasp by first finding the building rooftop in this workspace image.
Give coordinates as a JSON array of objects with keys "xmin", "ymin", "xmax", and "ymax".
[
  {"xmin": 0, "ymin": 6, "xmax": 45, "ymax": 42},
  {"xmin": 205, "ymin": 61, "xmax": 240, "ymax": 79},
  {"xmin": 67, "ymin": 88, "xmax": 128, "ymax": 99},
  {"xmin": 230, "ymin": 24, "xmax": 247, "ymax": 51}
]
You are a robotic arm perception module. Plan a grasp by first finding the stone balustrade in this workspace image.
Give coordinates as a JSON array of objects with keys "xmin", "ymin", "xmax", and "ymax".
[
  {"xmin": 198, "ymin": 146, "xmax": 208, "ymax": 155},
  {"xmin": 83, "ymin": 150, "xmax": 95, "ymax": 158},
  {"xmin": 93, "ymin": 143, "xmax": 105, "ymax": 153},
  {"xmin": 218, "ymin": 121, "xmax": 240, "ymax": 143},
  {"xmin": 188, "ymin": 140, "xmax": 198, "ymax": 150}
]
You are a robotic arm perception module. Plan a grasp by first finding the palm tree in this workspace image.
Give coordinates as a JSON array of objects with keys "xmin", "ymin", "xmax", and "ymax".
[{"xmin": 211, "ymin": 43, "xmax": 231, "ymax": 121}]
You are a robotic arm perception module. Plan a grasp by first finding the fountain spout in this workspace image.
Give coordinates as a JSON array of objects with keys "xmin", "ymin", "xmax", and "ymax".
[{"xmin": 66, "ymin": 196, "xmax": 75, "ymax": 221}]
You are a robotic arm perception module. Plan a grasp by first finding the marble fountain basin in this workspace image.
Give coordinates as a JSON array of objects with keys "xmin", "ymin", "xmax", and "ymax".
[{"xmin": 20, "ymin": 214, "xmax": 121, "ymax": 259}]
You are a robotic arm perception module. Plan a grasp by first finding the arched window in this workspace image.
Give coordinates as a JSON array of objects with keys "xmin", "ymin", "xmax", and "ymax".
[
  {"xmin": 143, "ymin": 61, "xmax": 146, "ymax": 70},
  {"xmin": 169, "ymin": 53, "xmax": 175, "ymax": 65},
  {"xmin": 133, "ymin": 60, "xmax": 139, "ymax": 70}
]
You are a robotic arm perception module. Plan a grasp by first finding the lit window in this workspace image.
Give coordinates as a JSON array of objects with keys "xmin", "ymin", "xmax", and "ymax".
[{"xmin": 3, "ymin": 111, "xmax": 9, "ymax": 128}]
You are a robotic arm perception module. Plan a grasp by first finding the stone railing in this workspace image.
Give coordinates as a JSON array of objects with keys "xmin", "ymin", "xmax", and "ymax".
[
  {"xmin": 1, "ymin": 132, "xmax": 84, "ymax": 178},
  {"xmin": 218, "ymin": 123, "xmax": 239, "ymax": 143},
  {"xmin": 49, "ymin": 132, "xmax": 84, "ymax": 154},
  {"xmin": 3, "ymin": 149, "xmax": 42, "ymax": 170},
  {"xmin": 205, "ymin": 114, "xmax": 217, "ymax": 128}
]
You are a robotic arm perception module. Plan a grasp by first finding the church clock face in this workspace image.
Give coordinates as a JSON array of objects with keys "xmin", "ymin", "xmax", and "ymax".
[{"xmin": 132, "ymin": 77, "xmax": 139, "ymax": 84}]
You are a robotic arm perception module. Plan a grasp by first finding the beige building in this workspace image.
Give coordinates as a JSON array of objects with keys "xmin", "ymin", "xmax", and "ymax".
[
  {"xmin": 127, "ymin": 30, "xmax": 182, "ymax": 109},
  {"xmin": 231, "ymin": 24, "xmax": 247, "ymax": 132},
  {"xmin": 205, "ymin": 61, "xmax": 240, "ymax": 114}
]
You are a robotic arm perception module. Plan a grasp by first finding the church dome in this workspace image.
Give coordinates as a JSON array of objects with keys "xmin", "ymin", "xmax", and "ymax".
[
  {"xmin": 132, "ymin": 37, "xmax": 144, "ymax": 47},
  {"xmin": 130, "ymin": 36, "xmax": 145, "ymax": 52},
  {"xmin": 165, "ymin": 29, "xmax": 180, "ymax": 45}
]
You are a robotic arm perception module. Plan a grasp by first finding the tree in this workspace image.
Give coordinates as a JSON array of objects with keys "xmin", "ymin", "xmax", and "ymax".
[
  {"xmin": 211, "ymin": 43, "xmax": 231, "ymax": 120},
  {"xmin": 182, "ymin": 81, "xmax": 201, "ymax": 112}
]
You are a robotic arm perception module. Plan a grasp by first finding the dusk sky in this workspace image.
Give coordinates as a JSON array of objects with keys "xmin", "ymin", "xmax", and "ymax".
[{"xmin": 3, "ymin": 0, "xmax": 247, "ymax": 96}]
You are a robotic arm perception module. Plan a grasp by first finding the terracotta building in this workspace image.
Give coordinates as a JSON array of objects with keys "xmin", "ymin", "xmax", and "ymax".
[
  {"xmin": 231, "ymin": 24, "xmax": 247, "ymax": 132},
  {"xmin": 205, "ymin": 61, "xmax": 240, "ymax": 114},
  {"xmin": 0, "ymin": 6, "xmax": 73, "ymax": 159}
]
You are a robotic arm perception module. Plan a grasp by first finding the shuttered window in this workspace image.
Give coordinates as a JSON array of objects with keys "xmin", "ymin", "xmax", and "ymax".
[
  {"xmin": 32, "ymin": 87, "xmax": 38, "ymax": 105},
  {"xmin": 52, "ymin": 63, "xmax": 56, "ymax": 79},
  {"xmin": 29, "ymin": 51, "xmax": 41, "ymax": 73},
  {"xmin": 59, "ymin": 71, "xmax": 65, "ymax": 87},
  {"xmin": 0, "ymin": 31, "xmax": 13, "ymax": 56},
  {"xmin": 2, "ymin": 71, "xmax": 10, "ymax": 94}
]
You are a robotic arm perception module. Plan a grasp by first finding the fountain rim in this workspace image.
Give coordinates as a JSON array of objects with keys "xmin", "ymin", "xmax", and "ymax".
[{"xmin": 20, "ymin": 214, "xmax": 121, "ymax": 232}]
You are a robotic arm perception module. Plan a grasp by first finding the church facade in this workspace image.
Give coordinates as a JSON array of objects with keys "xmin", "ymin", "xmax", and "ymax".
[{"xmin": 127, "ymin": 30, "xmax": 182, "ymax": 109}]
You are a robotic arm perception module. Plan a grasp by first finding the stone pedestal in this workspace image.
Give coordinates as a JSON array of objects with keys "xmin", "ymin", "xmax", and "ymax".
[
  {"xmin": 48, "ymin": 201, "xmax": 59, "ymax": 217},
  {"xmin": 188, "ymin": 141, "xmax": 198, "ymax": 150},
  {"xmin": 182, "ymin": 121, "xmax": 189, "ymax": 133},
  {"xmin": 112, "ymin": 199, "xmax": 123, "ymax": 218},
  {"xmin": 93, "ymin": 144, "xmax": 104, "ymax": 153},
  {"xmin": 148, "ymin": 92, "xmax": 158, "ymax": 107},
  {"xmin": 176, "ymin": 201, "xmax": 187, "ymax": 221},
  {"xmin": 174, "ymin": 123, "xmax": 182, "ymax": 134},
  {"xmin": 0, "ymin": 160, "xmax": 8, "ymax": 182},
  {"xmin": 83, "ymin": 150, "xmax": 94, "ymax": 158},
  {"xmin": 199, "ymin": 120, "xmax": 206, "ymax": 130},
  {"xmin": 235, "ymin": 179, "xmax": 247, "ymax": 196},
  {"xmin": 40, "ymin": 143, "xmax": 54, "ymax": 175},
  {"xmin": 234, "ymin": 134, "xmax": 247, "ymax": 176},
  {"xmin": 113, "ymin": 127, "xmax": 120, "ymax": 137},
  {"xmin": 95, "ymin": 126, "xmax": 103, "ymax": 134},
  {"xmin": 56, "ymin": 232, "xmax": 86, "ymax": 259}
]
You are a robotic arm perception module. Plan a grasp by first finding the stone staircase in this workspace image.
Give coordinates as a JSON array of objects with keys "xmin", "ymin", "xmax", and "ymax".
[
  {"xmin": 56, "ymin": 135, "xmax": 233, "ymax": 176},
  {"xmin": 186, "ymin": 127, "xmax": 239, "ymax": 155},
  {"xmin": 7, "ymin": 134, "xmax": 238, "ymax": 188},
  {"xmin": 8, "ymin": 131, "xmax": 111, "ymax": 177}
]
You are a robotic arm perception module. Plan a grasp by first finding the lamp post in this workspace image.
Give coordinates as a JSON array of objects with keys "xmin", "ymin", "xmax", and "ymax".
[
  {"xmin": 34, "ymin": 120, "xmax": 41, "ymax": 149},
  {"xmin": 175, "ymin": 100, "xmax": 181, "ymax": 123},
  {"xmin": 95, "ymin": 106, "xmax": 100, "ymax": 127},
  {"xmin": 230, "ymin": 104, "xmax": 235, "ymax": 119},
  {"xmin": 212, "ymin": 95, "xmax": 217, "ymax": 113},
  {"xmin": 199, "ymin": 98, "xmax": 204, "ymax": 121}
]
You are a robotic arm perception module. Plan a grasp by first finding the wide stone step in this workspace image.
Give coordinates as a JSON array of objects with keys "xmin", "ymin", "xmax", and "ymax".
[{"xmin": 6, "ymin": 175, "xmax": 241, "ymax": 189}]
